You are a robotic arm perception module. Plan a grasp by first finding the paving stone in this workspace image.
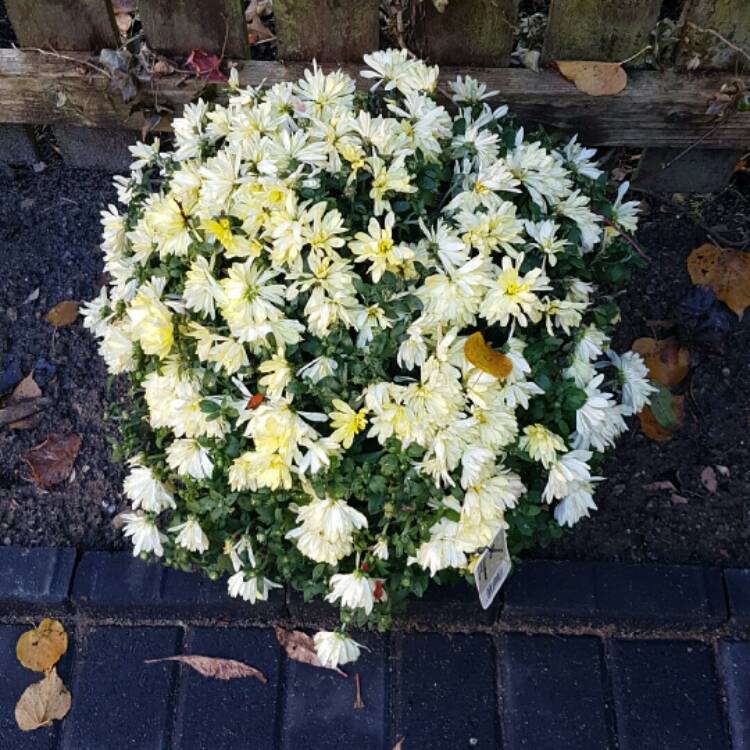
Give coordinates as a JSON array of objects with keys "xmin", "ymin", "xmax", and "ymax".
[
  {"xmin": 173, "ymin": 627, "xmax": 281, "ymax": 750},
  {"xmin": 719, "ymin": 641, "xmax": 750, "ymax": 750},
  {"xmin": 73, "ymin": 551, "xmax": 284, "ymax": 620},
  {"xmin": 401, "ymin": 580, "xmax": 500, "ymax": 627},
  {"xmin": 60, "ymin": 626, "xmax": 180, "ymax": 750},
  {"xmin": 725, "ymin": 569, "xmax": 750, "ymax": 624},
  {"xmin": 280, "ymin": 632, "xmax": 387, "ymax": 750},
  {"xmin": 0, "ymin": 124, "xmax": 40, "ymax": 166},
  {"xmin": 286, "ymin": 587, "xmax": 340, "ymax": 627},
  {"xmin": 503, "ymin": 560, "xmax": 727, "ymax": 626},
  {"xmin": 609, "ymin": 639, "xmax": 728, "ymax": 750},
  {"xmin": 400, "ymin": 633, "xmax": 499, "ymax": 749},
  {"xmin": 0, "ymin": 624, "xmax": 75, "ymax": 750},
  {"xmin": 500, "ymin": 634, "xmax": 611, "ymax": 750},
  {"xmin": 0, "ymin": 546, "xmax": 76, "ymax": 611},
  {"xmin": 634, "ymin": 147, "xmax": 741, "ymax": 194}
]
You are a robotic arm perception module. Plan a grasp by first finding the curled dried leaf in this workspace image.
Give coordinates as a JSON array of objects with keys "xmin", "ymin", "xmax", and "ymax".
[
  {"xmin": 464, "ymin": 332, "xmax": 512, "ymax": 379},
  {"xmin": 553, "ymin": 60, "xmax": 628, "ymax": 96},
  {"xmin": 275, "ymin": 627, "xmax": 347, "ymax": 677},
  {"xmin": 144, "ymin": 654, "xmax": 267, "ymax": 683},
  {"xmin": 23, "ymin": 434, "xmax": 81, "ymax": 488},
  {"xmin": 15, "ymin": 667, "xmax": 71, "ymax": 731},
  {"xmin": 687, "ymin": 244, "xmax": 750, "ymax": 318},
  {"xmin": 631, "ymin": 337, "xmax": 690, "ymax": 388},
  {"xmin": 16, "ymin": 619, "xmax": 68, "ymax": 673},
  {"xmin": 45, "ymin": 300, "xmax": 79, "ymax": 327}
]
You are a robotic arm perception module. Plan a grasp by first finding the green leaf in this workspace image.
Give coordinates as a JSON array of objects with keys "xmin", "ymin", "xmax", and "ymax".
[{"xmin": 650, "ymin": 382, "xmax": 679, "ymax": 429}]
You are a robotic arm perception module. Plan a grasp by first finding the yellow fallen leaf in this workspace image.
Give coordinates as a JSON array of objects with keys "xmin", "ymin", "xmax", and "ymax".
[
  {"xmin": 16, "ymin": 619, "xmax": 68, "ymax": 673},
  {"xmin": 464, "ymin": 332, "xmax": 512, "ymax": 379},
  {"xmin": 631, "ymin": 337, "xmax": 690, "ymax": 388},
  {"xmin": 553, "ymin": 60, "xmax": 628, "ymax": 96},
  {"xmin": 45, "ymin": 300, "xmax": 79, "ymax": 327},
  {"xmin": 687, "ymin": 244, "xmax": 750, "ymax": 318},
  {"xmin": 15, "ymin": 667, "xmax": 71, "ymax": 731}
]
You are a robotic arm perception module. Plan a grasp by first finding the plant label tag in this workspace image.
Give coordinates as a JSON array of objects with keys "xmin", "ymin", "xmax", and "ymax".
[{"xmin": 474, "ymin": 528, "xmax": 511, "ymax": 610}]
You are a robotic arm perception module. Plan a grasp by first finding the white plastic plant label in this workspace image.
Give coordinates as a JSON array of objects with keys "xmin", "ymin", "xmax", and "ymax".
[{"xmin": 474, "ymin": 527, "xmax": 512, "ymax": 610}]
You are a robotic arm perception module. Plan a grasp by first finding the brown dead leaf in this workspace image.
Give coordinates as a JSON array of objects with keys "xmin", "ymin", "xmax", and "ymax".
[
  {"xmin": 671, "ymin": 493, "xmax": 689, "ymax": 505},
  {"xmin": 392, "ymin": 739, "xmax": 405, "ymax": 750},
  {"xmin": 115, "ymin": 12, "xmax": 133, "ymax": 35},
  {"xmin": 45, "ymin": 300, "xmax": 79, "ymax": 327},
  {"xmin": 642, "ymin": 480, "xmax": 677, "ymax": 492},
  {"xmin": 144, "ymin": 655, "xmax": 267, "ymax": 683},
  {"xmin": 23, "ymin": 434, "xmax": 82, "ymax": 488},
  {"xmin": 274, "ymin": 627, "xmax": 347, "ymax": 677},
  {"xmin": 553, "ymin": 60, "xmax": 628, "ymax": 96},
  {"xmin": 246, "ymin": 12, "xmax": 274, "ymax": 45},
  {"xmin": 5, "ymin": 372, "xmax": 44, "ymax": 429},
  {"xmin": 12, "ymin": 372, "xmax": 42, "ymax": 401},
  {"xmin": 638, "ymin": 395, "xmax": 685, "ymax": 442},
  {"xmin": 464, "ymin": 332, "xmax": 512, "ymax": 379},
  {"xmin": 700, "ymin": 466, "xmax": 718, "ymax": 494},
  {"xmin": 687, "ymin": 244, "xmax": 750, "ymax": 318},
  {"xmin": 632, "ymin": 337, "xmax": 690, "ymax": 388},
  {"xmin": 15, "ymin": 668, "xmax": 71, "ymax": 732},
  {"xmin": 16, "ymin": 619, "xmax": 68, "ymax": 673}
]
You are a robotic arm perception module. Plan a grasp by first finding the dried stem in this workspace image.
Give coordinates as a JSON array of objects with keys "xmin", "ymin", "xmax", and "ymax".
[{"xmin": 353, "ymin": 673, "xmax": 365, "ymax": 710}]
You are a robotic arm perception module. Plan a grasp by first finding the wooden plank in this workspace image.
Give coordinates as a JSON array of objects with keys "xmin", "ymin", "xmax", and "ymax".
[
  {"xmin": 416, "ymin": 0, "xmax": 519, "ymax": 67},
  {"xmin": 542, "ymin": 0, "xmax": 663, "ymax": 63},
  {"xmin": 139, "ymin": 0, "xmax": 249, "ymax": 58},
  {"xmin": 0, "ymin": 51, "xmax": 748, "ymax": 149},
  {"xmin": 682, "ymin": 0, "xmax": 750, "ymax": 70},
  {"xmin": 274, "ymin": 0, "xmax": 379, "ymax": 62},
  {"xmin": 4, "ymin": 0, "xmax": 119, "ymax": 50}
]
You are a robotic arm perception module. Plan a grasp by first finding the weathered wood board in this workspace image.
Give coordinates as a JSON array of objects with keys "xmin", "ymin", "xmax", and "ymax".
[
  {"xmin": 4, "ymin": 0, "xmax": 119, "ymax": 50},
  {"xmin": 0, "ymin": 51, "xmax": 748, "ymax": 150}
]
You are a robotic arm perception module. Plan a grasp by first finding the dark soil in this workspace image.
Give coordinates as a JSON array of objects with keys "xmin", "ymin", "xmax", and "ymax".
[
  {"xmin": 2, "ymin": 158, "xmax": 750, "ymax": 565},
  {"xmin": 0, "ymin": 159, "xmax": 127, "ymax": 549}
]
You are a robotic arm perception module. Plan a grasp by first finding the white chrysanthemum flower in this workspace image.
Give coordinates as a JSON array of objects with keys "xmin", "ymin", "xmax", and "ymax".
[
  {"xmin": 519, "ymin": 424, "xmax": 567, "ymax": 469},
  {"xmin": 608, "ymin": 350, "xmax": 656, "ymax": 415},
  {"xmin": 325, "ymin": 571, "xmax": 377, "ymax": 614},
  {"xmin": 448, "ymin": 74, "xmax": 499, "ymax": 104},
  {"xmin": 166, "ymin": 438, "xmax": 214, "ymax": 480},
  {"xmin": 123, "ymin": 464, "xmax": 175, "ymax": 513},
  {"xmin": 227, "ymin": 572, "xmax": 282, "ymax": 603},
  {"xmin": 169, "ymin": 516, "xmax": 209, "ymax": 553},
  {"xmin": 371, "ymin": 539, "xmax": 389, "ymax": 560},
  {"xmin": 572, "ymin": 374, "xmax": 628, "ymax": 452},
  {"xmin": 314, "ymin": 631, "xmax": 363, "ymax": 669},
  {"xmin": 408, "ymin": 518, "xmax": 471, "ymax": 576},
  {"xmin": 121, "ymin": 512, "xmax": 165, "ymax": 557},
  {"xmin": 554, "ymin": 481, "xmax": 598, "ymax": 527},
  {"xmin": 543, "ymin": 449, "xmax": 594, "ymax": 504},
  {"xmin": 297, "ymin": 356, "xmax": 338, "ymax": 383},
  {"xmin": 482, "ymin": 254, "xmax": 551, "ymax": 328}
]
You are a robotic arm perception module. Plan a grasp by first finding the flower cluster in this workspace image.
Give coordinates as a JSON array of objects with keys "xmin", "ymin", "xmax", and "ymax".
[{"xmin": 85, "ymin": 50, "xmax": 653, "ymax": 667}]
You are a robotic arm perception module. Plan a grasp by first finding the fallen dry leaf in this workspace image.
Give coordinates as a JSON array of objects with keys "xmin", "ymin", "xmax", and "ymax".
[
  {"xmin": 464, "ymin": 332, "xmax": 512, "ymax": 379},
  {"xmin": 353, "ymin": 673, "xmax": 365, "ymax": 710},
  {"xmin": 274, "ymin": 627, "xmax": 347, "ymax": 677},
  {"xmin": 553, "ymin": 60, "xmax": 628, "ymax": 96},
  {"xmin": 16, "ymin": 619, "xmax": 68, "ymax": 673},
  {"xmin": 115, "ymin": 11, "xmax": 133, "ymax": 35},
  {"xmin": 45, "ymin": 300, "xmax": 79, "ymax": 327},
  {"xmin": 717, "ymin": 465, "xmax": 731, "ymax": 478},
  {"xmin": 632, "ymin": 337, "xmax": 690, "ymax": 388},
  {"xmin": 23, "ymin": 434, "xmax": 82, "ymax": 488},
  {"xmin": 639, "ymin": 395, "xmax": 685, "ymax": 442},
  {"xmin": 392, "ymin": 739, "xmax": 405, "ymax": 750},
  {"xmin": 700, "ymin": 466, "xmax": 718, "ymax": 494},
  {"xmin": 687, "ymin": 244, "xmax": 750, "ymax": 318},
  {"xmin": 0, "ymin": 398, "xmax": 52, "ymax": 428},
  {"xmin": 144, "ymin": 655, "xmax": 267, "ymax": 683},
  {"xmin": 12, "ymin": 372, "xmax": 42, "ymax": 401},
  {"xmin": 23, "ymin": 288, "xmax": 40, "ymax": 305},
  {"xmin": 642, "ymin": 480, "xmax": 677, "ymax": 492},
  {"xmin": 15, "ymin": 667, "xmax": 71, "ymax": 731},
  {"xmin": 671, "ymin": 493, "xmax": 689, "ymax": 505},
  {"xmin": 186, "ymin": 49, "xmax": 227, "ymax": 82},
  {"xmin": 5, "ymin": 372, "xmax": 45, "ymax": 429}
]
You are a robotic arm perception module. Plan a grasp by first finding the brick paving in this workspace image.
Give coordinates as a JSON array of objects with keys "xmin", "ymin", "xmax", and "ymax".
[{"xmin": 1, "ymin": 547, "xmax": 749, "ymax": 749}]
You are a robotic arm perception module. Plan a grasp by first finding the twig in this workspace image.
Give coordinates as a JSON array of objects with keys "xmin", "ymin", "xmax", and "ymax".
[
  {"xmin": 660, "ymin": 119, "xmax": 728, "ymax": 172},
  {"xmin": 14, "ymin": 44, "xmax": 111, "ymax": 78},
  {"xmin": 594, "ymin": 212, "xmax": 651, "ymax": 262},
  {"xmin": 619, "ymin": 44, "xmax": 652, "ymax": 66},
  {"xmin": 686, "ymin": 21, "xmax": 750, "ymax": 64},
  {"xmin": 353, "ymin": 673, "xmax": 365, "ymax": 710}
]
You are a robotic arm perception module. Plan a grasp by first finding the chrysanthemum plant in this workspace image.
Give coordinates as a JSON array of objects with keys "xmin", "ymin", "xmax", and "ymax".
[{"xmin": 85, "ymin": 50, "xmax": 654, "ymax": 667}]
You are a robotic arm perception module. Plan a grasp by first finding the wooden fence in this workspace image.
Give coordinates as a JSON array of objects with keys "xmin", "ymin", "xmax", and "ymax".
[{"xmin": 1, "ymin": 0, "xmax": 749, "ymax": 188}]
